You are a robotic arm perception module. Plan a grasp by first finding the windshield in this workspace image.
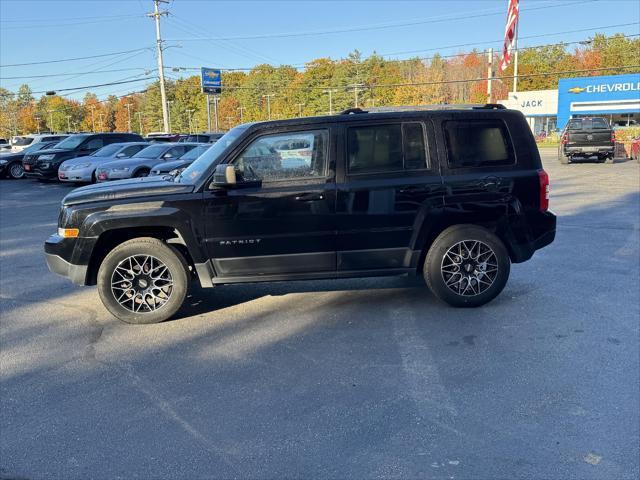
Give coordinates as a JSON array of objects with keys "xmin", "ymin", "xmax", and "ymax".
[
  {"xmin": 11, "ymin": 136, "xmax": 34, "ymax": 146},
  {"xmin": 133, "ymin": 144, "xmax": 168, "ymax": 158},
  {"xmin": 92, "ymin": 144, "xmax": 124, "ymax": 157},
  {"xmin": 54, "ymin": 134, "xmax": 90, "ymax": 149},
  {"xmin": 176, "ymin": 127, "xmax": 246, "ymax": 184},
  {"xmin": 568, "ymin": 118, "xmax": 609, "ymax": 130},
  {"xmin": 24, "ymin": 142, "xmax": 58, "ymax": 153},
  {"xmin": 179, "ymin": 144, "xmax": 210, "ymax": 161}
]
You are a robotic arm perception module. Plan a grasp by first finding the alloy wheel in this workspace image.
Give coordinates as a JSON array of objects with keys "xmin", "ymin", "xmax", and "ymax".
[
  {"xmin": 110, "ymin": 255, "xmax": 174, "ymax": 313},
  {"xmin": 9, "ymin": 162, "xmax": 24, "ymax": 179},
  {"xmin": 441, "ymin": 240, "xmax": 498, "ymax": 296}
]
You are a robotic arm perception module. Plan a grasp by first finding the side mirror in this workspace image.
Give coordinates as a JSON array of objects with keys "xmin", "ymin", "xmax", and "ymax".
[
  {"xmin": 211, "ymin": 164, "xmax": 237, "ymax": 187},
  {"xmin": 115, "ymin": 152, "xmax": 126, "ymax": 158},
  {"xmin": 163, "ymin": 153, "xmax": 173, "ymax": 159}
]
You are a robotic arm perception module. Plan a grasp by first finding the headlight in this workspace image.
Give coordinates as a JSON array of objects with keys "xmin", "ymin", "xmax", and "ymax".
[
  {"xmin": 111, "ymin": 167, "xmax": 130, "ymax": 172},
  {"xmin": 38, "ymin": 154, "xmax": 55, "ymax": 161},
  {"xmin": 71, "ymin": 163, "xmax": 91, "ymax": 169}
]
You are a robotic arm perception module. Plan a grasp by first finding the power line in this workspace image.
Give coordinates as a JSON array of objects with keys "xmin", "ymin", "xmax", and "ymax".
[
  {"xmin": 0, "ymin": 67, "xmax": 155, "ymax": 80},
  {"xmin": 0, "ymin": 15, "xmax": 143, "ymax": 30},
  {"xmin": 0, "ymin": 47, "xmax": 153, "ymax": 68},
  {"xmin": 166, "ymin": 0, "xmax": 599, "ymax": 42},
  {"xmin": 0, "ymin": 76, "xmax": 155, "ymax": 97},
  {"xmin": 0, "ymin": 13, "xmax": 141, "ymax": 23}
]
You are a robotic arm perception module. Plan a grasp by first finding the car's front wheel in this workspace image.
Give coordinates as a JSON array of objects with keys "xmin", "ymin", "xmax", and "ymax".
[
  {"xmin": 424, "ymin": 225, "xmax": 511, "ymax": 308},
  {"xmin": 97, "ymin": 237, "xmax": 189, "ymax": 324},
  {"xmin": 7, "ymin": 161, "xmax": 25, "ymax": 179}
]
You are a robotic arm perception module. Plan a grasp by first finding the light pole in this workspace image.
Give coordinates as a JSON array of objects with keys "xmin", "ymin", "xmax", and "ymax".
[
  {"xmin": 296, "ymin": 103, "xmax": 304, "ymax": 117},
  {"xmin": 66, "ymin": 115, "xmax": 71, "ymax": 132},
  {"xmin": 89, "ymin": 105, "xmax": 96, "ymax": 132},
  {"xmin": 186, "ymin": 109, "xmax": 195, "ymax": 134},
  {"xmin": 136, "ymin": 111, "xmax": 144, "ymax": 135},
  {"xmin": 125, "ymin": 103, "xmax": 133, "ymax": 132},
  {"xmin": 323, "ymin": 89, "xmax": 337, "ymax": 115},
  {"xmin": 212, "ymin": 96, "xmax": 220, "ymax": 131},
  {"xmin": 237, "ymin": 106, "xmax": 245, "ymax": 123},
  {"xmin": 34, "ymin": 115, "xmax": 41, "ymax": 134},
  {"xmin": 226, "ymin": 116, "xmax": 233, "ymax": 130},
  {"xmin": 262, "ymin": 94, "xmax": 275, "ymax": 120},
  {"xmin": 98, "ymin": 113, "xmax": 104, "ymax": 132},
  {"xmin": 47, "ymin": 109, "xmax": 55, "ymax": 132},
  {"xmin": 167, "ymin": 100, "xmax": 174, "ymax": 133}
]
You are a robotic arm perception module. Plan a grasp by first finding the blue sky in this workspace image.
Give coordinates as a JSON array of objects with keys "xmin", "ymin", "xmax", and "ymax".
[{"xmin": 1, "ymin": 0, "xmax": 638, "ymax": 100}]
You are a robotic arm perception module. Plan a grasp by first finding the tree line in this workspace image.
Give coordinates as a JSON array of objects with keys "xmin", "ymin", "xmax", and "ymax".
[{"xmin": 0, "ymin": 33, "xmax": 637, "ymax": 138}]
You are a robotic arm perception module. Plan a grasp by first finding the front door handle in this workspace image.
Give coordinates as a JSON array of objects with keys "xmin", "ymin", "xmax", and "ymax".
[{"xmin": 295, "ymin": 193, "xmax": 324, "ymax": 202}]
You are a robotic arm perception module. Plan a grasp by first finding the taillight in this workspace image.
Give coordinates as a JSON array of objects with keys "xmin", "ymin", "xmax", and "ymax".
[
  {"xmin": 561, "ymin": 133, "xmax": 569, "ymax": 144},
  {"xmin": 611, "ymin": 131, "xmax": 616, "ymax": 143},
  {"xmin": 538, "ymin": 169, "xmax": 549, "ymax": 212}
]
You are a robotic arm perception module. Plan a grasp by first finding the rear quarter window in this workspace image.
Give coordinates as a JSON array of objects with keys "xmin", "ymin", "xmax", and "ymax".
[{"xmin": 444, "ymin": 119, "xmax": 515, "ymax": 168}]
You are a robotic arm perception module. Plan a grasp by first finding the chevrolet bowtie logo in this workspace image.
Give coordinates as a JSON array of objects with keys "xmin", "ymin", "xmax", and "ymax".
[
  {"xmin": 205, "ymin": 72, "xmax": 218, "ymax": 79},
  {"xmin": 568, "ymin": 87, "xmax": 586, "ymax": 94}
]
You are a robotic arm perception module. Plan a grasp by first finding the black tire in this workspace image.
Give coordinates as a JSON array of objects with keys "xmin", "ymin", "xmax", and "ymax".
[
  {"xmin": 558, "ymin": 148, "xmax": 570, "ymax": 164},
  {"xmin": 604, "ymin": 155, "xmax": 614, "ymax": 164},
  {"xmin": 134, "ymin": 169, "xmax": 149, "ymax": 178},
  {"xmin": 424, "ymin": 225, "xmax": 511, "ymax": 308},
  {"xmin": 97, "ymin": 237, "xmax": 189, "ymax": 324},
  {"xmin": 7, "ymin": 161, "xmax": 25, "ymax": 179}
]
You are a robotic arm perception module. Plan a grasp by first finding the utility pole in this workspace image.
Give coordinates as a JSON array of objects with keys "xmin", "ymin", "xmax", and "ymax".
[
  {"xmin": 148, "ymin": 0, "xmax": 170, "ymax": 133},
  {"xmin": 262, "ymin": 94, "xmax": 275, "ymax": 120},
  {"xmin": 89, "ymin": 105, "xmax": 96, "ymax": 132},
  {"xmin": 237, "ymin": 106, "xmax": 245, "ymax": 123},
  {"xmin": 136, "ymin": 111, "xmax": 144, "ymax": 135},
  {"xmin": 486, "ymin": 48, "xmax": 494, "ymax": 103},
  {"xmin": 349, "ymin": 84, "xmax": 365, "ymax": 108},
  {"xmin": 98, "ymin": 113, "xmax": 104, "ymax": 132},
  {"xmin": 167, "ymin": 100, "xmax": 173, "ymax": 133},
  {"xmin": 296, "ymin": 103, "xmax": 304, "ymax": 117},
  {"xmin": 125, "ymin": 103, "xmax": 133, "ymax": 132},
  {"xmin": 186, "ymin": 109, "xmax": 195, "ymax": 134},
  {"xmin": 47, "ymin": 109, "xmax": 54, "ymax": 132},
  {"xmin": 34, "ymin": 115, "xmax": 41, "ymax": 134},
  {"xmin": 323, "ymin": 89, "xmax": 337, "ymax": 115},
  {"xmin": 66, "ymin": 115, "xmax": 71, "ymax": 132},
  {"xmin": 226, "ymin": 116, "xmax": 233, "ymax": 130}
]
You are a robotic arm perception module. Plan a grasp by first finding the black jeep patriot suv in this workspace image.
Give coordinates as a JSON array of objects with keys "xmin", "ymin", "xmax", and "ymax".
[{"xmin": 45, "ymin": 105, "xmax": 556, "ymax": 324}]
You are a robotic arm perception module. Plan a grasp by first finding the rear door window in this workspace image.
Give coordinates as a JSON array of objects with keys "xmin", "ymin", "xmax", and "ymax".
[
  {"xmin": 444, "ymin": 120, "xmax": 514, "ymax": 168},
  {"xmin": 84, "ymin": 138, "xmax": 104, "ymax": 150},
  {"xmin": 347, "ymin": 122, "xmax": 428, "ymax": 174}
]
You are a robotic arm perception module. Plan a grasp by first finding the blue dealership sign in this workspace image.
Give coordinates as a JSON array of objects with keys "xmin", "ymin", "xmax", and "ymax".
[
  {"xmin": 557, "ymin": 73, "xmax": 640, "ymax": 129},
  {"xmin": 201, "ymin": 67, "xmax": 222, "ymax": 94}
]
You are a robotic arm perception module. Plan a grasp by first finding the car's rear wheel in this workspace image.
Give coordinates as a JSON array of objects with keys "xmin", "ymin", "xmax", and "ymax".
[
  {"xmin": 558, "ymin": 148, "xmax": 570, "ymax": 164},
  {"xmin": 8, "ymin": 162, "xmax": 24, "ymax": 179},
  {"xmin": 424, "ymin": 225, "xmax": 510, "ymax": 308},
  {"xmin": 97, "ymin": 237, "xmax": 189, "ymax": 324},
  {"xmin": 134, "ymin": 169, "xmax": 149, "ymax": 178}
]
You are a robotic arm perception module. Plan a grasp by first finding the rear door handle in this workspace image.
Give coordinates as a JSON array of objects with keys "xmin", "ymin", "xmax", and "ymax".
[
  {"xmin": 398, "ymin": 186, "xmax": 428, "ymax": 194},
  {"xmin": 295, "ymin": 193, "xmax": 324, "ymax": 202}
]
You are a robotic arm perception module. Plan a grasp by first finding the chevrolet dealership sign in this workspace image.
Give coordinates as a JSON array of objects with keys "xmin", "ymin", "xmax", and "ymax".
[
  {"xmin": 503, "ymin": 89, "xmax": 558, "ymax": 116},
  {"xmin": 557, "ymin": 73, "xmax": 640, "ymax": 129},
  {"xmin": 568, "ymin": 80, "xmax": 640, "ymax": 94}
]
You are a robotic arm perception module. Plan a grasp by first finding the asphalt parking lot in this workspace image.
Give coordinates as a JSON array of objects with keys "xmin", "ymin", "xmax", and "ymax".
[{"xmin": 1, "ymin": 148, "xmax": 638, "ymax": 480}]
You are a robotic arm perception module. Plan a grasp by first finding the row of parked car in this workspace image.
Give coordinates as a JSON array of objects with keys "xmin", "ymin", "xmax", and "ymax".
[{"xmin": 0, "ymin": 131, "xmax": 224, "ymax": 182}]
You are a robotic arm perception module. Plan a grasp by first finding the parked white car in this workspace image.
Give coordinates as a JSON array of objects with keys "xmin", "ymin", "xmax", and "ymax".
[{"xmin": 10, "ymin": 133, "xmax": 69, "ymax": 153}]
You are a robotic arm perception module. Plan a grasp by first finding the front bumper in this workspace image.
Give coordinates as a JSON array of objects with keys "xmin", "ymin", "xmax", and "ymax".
[
  {"xmin": 44, "ymin": 252, "xmax": 88, "ymax": 285},
  {"xmin": 24, "ymin": 164, "xmax": 59, "ymax": 179},
  {"xmin": 96, "ymin": 170, "xmax": 132, "ymax": 182},
  {"xmin": 59, "ymin": 167, "xmax": 94, "ymax": 182},
  {"xmin": 44, "ymin": 234, "xmax": 93, "ymax": 285}
]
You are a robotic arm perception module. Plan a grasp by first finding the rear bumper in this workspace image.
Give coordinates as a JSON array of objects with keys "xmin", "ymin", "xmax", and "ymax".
[
  {"xmin": 505, "ymin": 211, "xmax": 556, "ymax": 263},
  {"xmin": 564, "ymin": 145, "xmax": 614, "ymax": 156},
  {"xmin": 59, "ymin": 168, "xmax": 93, "ymax": 182}
]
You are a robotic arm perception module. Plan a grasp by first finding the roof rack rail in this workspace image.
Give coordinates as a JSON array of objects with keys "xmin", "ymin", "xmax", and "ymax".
[
  {"xmin": 360, "ymin": 104, "xmax": 507, "ymax": 113},
  {"xmin": 340, "ymin": 107, "xmax": 367, "ymax": 115}
]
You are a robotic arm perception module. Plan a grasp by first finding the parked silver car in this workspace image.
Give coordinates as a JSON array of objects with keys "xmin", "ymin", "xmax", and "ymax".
[
  {"xmin": 58, "ymin": 142, "xmax": 149, "ymax": 183},
  {"xmin": 95, "ymin": 143, "xmax": 201, "ymax": 182}
]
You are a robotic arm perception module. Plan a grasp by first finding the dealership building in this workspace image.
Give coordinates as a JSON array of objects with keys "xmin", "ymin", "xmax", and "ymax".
[{"xmin": 500, "ymin": 73, "xmax": 640, "ymax": 133}]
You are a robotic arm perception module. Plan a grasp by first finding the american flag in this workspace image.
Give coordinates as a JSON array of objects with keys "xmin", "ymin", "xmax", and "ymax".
[{"xmin": 499, "ymin": 0, "xmax": 520, "ymax": 71}]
